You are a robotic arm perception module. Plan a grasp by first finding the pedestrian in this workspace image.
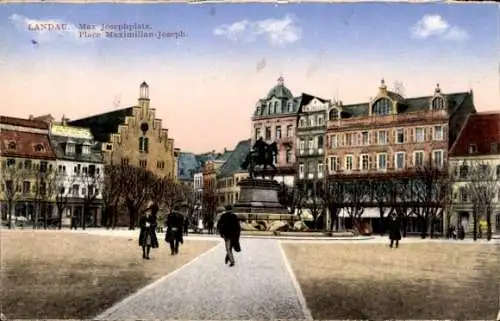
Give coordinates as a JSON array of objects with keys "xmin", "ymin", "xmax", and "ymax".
[
  {"xmin": 207, "ymin": 219, "xmax": 214, "ymax": 235},
  {"xmin": 138, "ymin": 202, "xmax": 159, "ymax": 260},
  {"xmin": 216, "ymin": 205, "xmax": 241, "ymax": 267},
  {"xmin": 387, "ymin": 212, "xmax": 401, "ymax": 248},
  {"xmin": 166, "ymin": 210, "xmax": 184, "ymax": 255},
  {"xmin": 197, "ymin": 217, "xmax": 204, "ymax": 234},
  {"xmin": 184, "ymin": 215, "xmax": 189, "ymax": 236}
]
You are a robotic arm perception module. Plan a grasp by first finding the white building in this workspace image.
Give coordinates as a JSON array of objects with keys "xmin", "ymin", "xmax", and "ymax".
[
  {"xmin": 50, "ymin": 122, "xmax": 104, "ymax": 227},
  {"xmin": 448, "ymin": 112, "xmax": 500, "ymax": 235}
]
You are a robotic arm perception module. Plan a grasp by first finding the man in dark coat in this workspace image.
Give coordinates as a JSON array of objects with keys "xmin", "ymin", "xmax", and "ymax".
[
  {"xmin": 166, "ymin": 211, "xmax": 184, "ymax": 255},
  {"xmin": 138, "ymin": 202, "xmax": 159, "ymax": 259},
  {"xmin": 387, "ymin": 212, "xmax": 402, "ymax": 248},
  {"xmin": 216, "ymin": 205, "xmax": 241, "ymax": 267}
]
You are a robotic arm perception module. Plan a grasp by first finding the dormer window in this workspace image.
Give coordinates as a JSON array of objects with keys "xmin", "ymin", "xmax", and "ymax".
[
  {"xmin": 34, "ymin": 144, "xmax": 45, "ymax": 152},
  {"xmin": 66, "ymin": 142, "xmax": 75, "ymax": 155},
  {"xmin": 468, "ymin": 144, "xmax": 477, "ymax": 154},
  {"xmin": 287, "ymin": 101, "xmax": 293, "ymax": 112},
  {"xmin": 82, "ymin": 144, "xmax": 90, "ymax": 155},
  {"xmin": 329, "ymin": 108, "xmax": 339, "ymax": 120},
  {"xmin": 372, "ymin": 98, "xmax": 391, "ymax": 116},
  {"xmin": 7, "ymin": 141, "xmax": 16, "ymax": 150},
  {"xmin": 299, "ymin": 117, "xmax": 307, "ymax": 128},
  {"xmin": 276, "ymin": 102, "xmax": 282, "ymax": 114},
  {"xmin": 431, "ymin": 97, "xmax": 444, "ymax": 110},
  {"xmin": 256, "ymin": 106, "xmax": 261, "ymax": 115}
]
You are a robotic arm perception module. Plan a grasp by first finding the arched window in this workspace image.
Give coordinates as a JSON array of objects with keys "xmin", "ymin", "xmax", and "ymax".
[
  {"xmin": 7, "ymin": 141, "xmax": 16, "ymax": 150},
  {"xmin": 329, "ymin": 108, "xmax": 339, "ymax": 121},
  {"xmin": 34, "ymin": 144, "xmax": 45, "ymax": 152},
  {"xmin": 256, "ymin": 106, "xmax": 261, "ymax": 115},
  {"xmin": 431, "ymin": 97, "xmax": 444, "ymax": 110},
  {"xmin": 287, "ymin": 101, "xmax": 293, "ymax": 112},
  {"xmin": 372, "ymin": 98, "xmax": 392, "ymax": 116}
]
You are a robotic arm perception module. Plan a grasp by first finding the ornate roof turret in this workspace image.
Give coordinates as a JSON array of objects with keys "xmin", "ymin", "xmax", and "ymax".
[{"xmin": 266, "ymin": 76, "xmax": 293, "ymax": 100}]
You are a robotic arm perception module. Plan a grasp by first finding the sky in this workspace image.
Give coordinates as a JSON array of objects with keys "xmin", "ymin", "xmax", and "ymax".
[{"xmin": 0, "ymin": 3, "xmax": 498, "ymax": 153}]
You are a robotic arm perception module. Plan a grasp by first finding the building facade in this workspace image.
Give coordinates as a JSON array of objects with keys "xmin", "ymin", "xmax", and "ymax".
[
  {"xmin": 49, "ymin": 122, "xmax": 105, "ymax": 227},
  {"xmin": 448, "ymin": 112, "xmax": 500, "ymax": 235},
  {"xmin": 251, "ymin": 77, "xmax": 298, "ymax": 183},
  {"xmin": 295, "ymin": 94, "xmax": 329, "ymax": 198},
  {"xmin": 325, "ymin": 80, "xmax": 476, "ymax": 233},
  {"xmin": 68, "ymin": 82, "xmax": 179, "ymax": 178},
  {"xmin": 201, "ymin": 150, "xmax": 232, "ymax": 220},
  {"xmin": 0, "ymin": 116, "xmax": 57, "ymax": 225}
]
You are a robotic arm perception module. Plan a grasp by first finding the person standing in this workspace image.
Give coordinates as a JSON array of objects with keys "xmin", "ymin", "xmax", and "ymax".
[
  {"xmin": 138, "ymin": 202, "xmax": 159, "ymax": 259},
  {"xmin": 387, "ymin": 212, "xmax": 402, "ymax": 249},
  {"xmin": 166, "ymin": 210, "xmax": 184, "ymax": 255},
  {"xmin": 216, "ymin": 205, "xmax": 241, "ymax": 267},
  {"xmin": 184, "ymin": 215, "xmax": 189, "ymax": 236}
]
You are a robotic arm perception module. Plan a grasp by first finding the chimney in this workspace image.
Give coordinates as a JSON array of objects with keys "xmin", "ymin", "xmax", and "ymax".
[{"xmin": 224, "ymin": 147, "xmax": 227, "ymax": 153}]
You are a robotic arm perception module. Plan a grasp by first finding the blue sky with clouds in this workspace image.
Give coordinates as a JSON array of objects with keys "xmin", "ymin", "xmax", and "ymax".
[{"xmin": 1, "ymin": 3, "xmax": 497, "ymax": 64}]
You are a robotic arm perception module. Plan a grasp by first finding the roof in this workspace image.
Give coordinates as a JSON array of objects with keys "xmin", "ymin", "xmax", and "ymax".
[
  {"xmin": 1, "ymin": 129, "xmax": 56, "ymax": 160},
  {"xmin": 297, "ymin": 93, "xmax": 329, "ymax": 113},
  {"xmin": 178, "ymin": 152, "xmax": 203, "ymax": 181},
  {"xmin": 216, "ymin": 149, "xmax": 233, "ymax": 162},
  {"xmin": 267, "ymin": 83, "xmax": 293, "ymax": 100},
  {"xmin": 218, "ymin": 139, "xmax": 251, "ymax": 178},
  {"xmin": 67, "ymin": 107, "xmax": 134, "ymax": 142},
  {"xmin": 449, "ymin": 112, "xmax": 500, "ymax": 157},
  {"xmin": 0, "ymin": 116, "xmax": 49, "ymax": 130},
  {"xmin": 51, "ymin": 124, "xmax": 93, "ymax": 140},
  {"xmin": 337, "ymin": 92, "xmax": 472, "ymax": 118},
  {"xmin": 50, "ymin": 135, "xmax": 103, "ymax": 163}
]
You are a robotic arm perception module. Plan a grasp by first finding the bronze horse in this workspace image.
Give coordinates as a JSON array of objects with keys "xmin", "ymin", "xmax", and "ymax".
[{"xmin": 241, "ymin": 141, "xmax": 278, "ymax": 179}]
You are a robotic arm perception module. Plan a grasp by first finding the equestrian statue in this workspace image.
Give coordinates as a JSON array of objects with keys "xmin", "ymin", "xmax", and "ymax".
[{"xmin": 241, "ymin": 137, "xmax": 278, "ymax": 180}]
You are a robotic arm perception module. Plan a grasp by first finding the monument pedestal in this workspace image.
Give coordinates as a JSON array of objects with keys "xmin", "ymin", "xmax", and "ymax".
[{"xmin": 233, "ymin": 178, "xmax": 298, "ymax": 231}]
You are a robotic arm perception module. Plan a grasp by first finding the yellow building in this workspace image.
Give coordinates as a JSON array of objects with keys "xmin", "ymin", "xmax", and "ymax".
[
  {"xmin": 68, "ymin": 82, "xmax": 179, "ymax": 178},
  {"xmin": 0, "ymin": 116, "xmax": 58, "ymax": 225}
]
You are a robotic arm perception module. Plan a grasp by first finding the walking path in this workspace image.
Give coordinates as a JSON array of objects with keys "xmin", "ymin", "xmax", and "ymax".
[{"xmin": 96, "ymin": 238, "xmax": 313, "ymax": 320}]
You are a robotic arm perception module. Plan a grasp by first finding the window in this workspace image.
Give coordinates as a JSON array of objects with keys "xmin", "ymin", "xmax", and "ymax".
[
  {"xmin": 432, "ymin": 150, "xmax": 444, "ymax": 167},
  {"xmin": 329, "ymin": 108, "xmax": 339, "ymax": 120},
  {"xmin": 286, "ymin": 148, "xmax": 292, "ymax": 163},
  {"xmin": 415, "ymin": 127, "xmax": 425, "ymax": 142},
  {"xmin": 372, "ymin": 98, "xmax": 391, "ymax": 116},
  {"xmin": 5, "ymin": 158, "xmax": 14, "ymax": 168},
  {"xmin": 299, "ymin": 163, "xmax": 304, "ymax": 176},
  {"xmin": 329, "ymin": 156, "xmax": 339, "ymax": 172},
  {"xmin": 330, "ymin": 135, "xmax": 338, "ymax": 148},
  {"xmin": 7, "ymin": 141, "xmax": 16, "ymax": 150},
  {"xmin": 318, "ymin": 161, "xmax": 324, "ymax": 175},
  {"xmin": 287, "ymin": 101, "xmax": 293, "ymax": 112},
  {"xmin": 433, "ymin": 126, "xmax": 444, "ymax": 141},
  {"xmin": 459, "ymin": 187, "xmax": 468, "ymax": 202},
  {"xmin": 468, "ymin": 144, "xmax": 477, "ymax": 154},
  {"xmin": 396, "ymin": 129, "xmax": 405, "ymax": 144},
  {"xmin": 377, "ymin": 153, "xmax": 387, "ymax": 170},
  {"xmin": 121, "ymin": 158, "xmax": 129, "ymax": 166},
  {"xmin": 298, "ymin": 139, "xmax": 305, "ymax": 150},
  {"xmin": 83, "ymin": 167, "xmax": 88, "ymax": 175},
  {"xmin": 317, "ymin": 135, "xmax": 324, "ymax": 148},
  {"xmin": 265, "ymin": 127, "xmax": 271, "ymax": 140},
  {"xmin": 299, "ymin": 118, "xmax": 306, "ymax": 128},
  {"xmin": 307, "ymin": 161, "xmax": 315, "ymax": 174},
  {"xmin": 106, "ymin": 144, "xmax": 112, "ymax": 150},
  {"xmin": 317, "ymin": 115, "xmax": 324, "ymax": 125},
  {"xmin": 308, "ymin": 138, "xmax": 314, "ymax": 150},
  {"xmin": 432, "ymin": 97, "xmax": 444, "ymax": 110},
  {"xmin": 395, "ymin": 152, "xmax": 405, "ymax": 169},
  {"xmin": 360, "ymin": 154, "xmax": 369, "ymax": 170},
  {"xmin": 361, "ymin": 131, "xmax": 369, "ymax": 145},
  {"xmin": 82, "ymin": 145, "xmax": 90, "ymax": 155},
  {"xmin": 414, "ymin": 151, "xmax": 424, "ymax": 167},
  {"xmin": 24, "ymin": 160, "xmax": 32, "ymax": 170},
  {"xmin": 496, "ymin": 165, "xmax": 500, "ymax": 177},
  {"xmin": 82, "ymin": 187, "xmax": 87, "ymax": 196},
  {"xmin": 39, "ymin": 161, "xmax": 47, "ymax": 173},
  {"xmin": 66, "ymin": 143, "xmax": 75, "ymax": 155},
  {"xmin": 286, "ymin": 125, "xmax": 293, "ymax": 137},
  {"xmin": 22, "ymin": 181, "xmax": 30, "ymax": 194},
  {"xmin": 345, "ymin": 133, "xmax": 355, "ymax": 146},
  {"xmin": 274, "ymin": 126, "xmax": 282, "ymax": 139},
  {"xmin": 139, "ymin": 160, "xmax": 147, "ymax": 168},
  {"xmin": 460, "ymin": 165, "xmax": 469, "ymax": 178},
  {"xmin": 88, "ymin": 165, "xmax": 96, "ymax": 177},
  {"xmin": 309, "ymin": 116, "xmax": 315, "ymax": 127},
  {"xmin": 255, "ymin": 128, "xmax": 261, "ymax": 140},
  {"xmin": 157, "ymin": 161, "xmax": 165, "ymax": 169},
  {"xmin": 72, "ymin": 184, "xmax": 79, "ymax": 196},
  {"xmin": 34, "ymin": 144, "xmax": 45, "ymax": 152},
  {"xmin": 139, "ymin": 137, "xmax": 149, "ymax": 153},
  {"xmin": 345, "ymin": 155, "xmax": 353, "ymax": 171},
  {"xmin": 74, "ymin": 164, "xmax": 81, "ymax": 174}
]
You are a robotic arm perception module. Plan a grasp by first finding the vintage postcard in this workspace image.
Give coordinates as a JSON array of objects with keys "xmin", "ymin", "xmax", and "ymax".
[{"xmin": 0, "ymin": 1, "xmax": 499, "ymax": 321}]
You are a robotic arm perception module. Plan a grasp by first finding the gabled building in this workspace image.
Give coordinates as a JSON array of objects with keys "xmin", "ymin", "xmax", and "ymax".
[
  {"xmin": 202, "ymin": 149, "xmax": 232, "ymax": 220},
  {"xmin": 49, "ymin": 121, "xmax": 104, "ymax": 227},
  {"xmin": 295, "ymin": 94, "xmax": 330, "ymax": 197},
  {"xmin": 0, "ymin": 116, "xmax": 57, "ymax": 225},
  {"xmin": 216, "ymin": 139, "xmax": 251, "ymax": 206},
  {"xmin": 68, "ymin": 82, "xmax": 179, "ymax": 178},
  {"xmin": 251, "ymin": 77, "xmax": 298, "ymax": 184},
  {"xmin": 325, "ymin": 80, "xmax": 476, "ymax": 233},
  {"xmin": 448, "ymin": 112, "xmax": 500, "ymax": 235}
]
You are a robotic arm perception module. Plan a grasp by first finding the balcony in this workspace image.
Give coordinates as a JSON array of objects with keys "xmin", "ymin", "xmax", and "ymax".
[{"xmin": 296, "ymin": 148, "xmax": 324, "ymax": 157}]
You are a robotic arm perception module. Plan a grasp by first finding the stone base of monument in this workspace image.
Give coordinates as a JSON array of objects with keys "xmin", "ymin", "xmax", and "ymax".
[{"xmin": 233, "ymin": 178, "xmax": 299, "ymax": 231}]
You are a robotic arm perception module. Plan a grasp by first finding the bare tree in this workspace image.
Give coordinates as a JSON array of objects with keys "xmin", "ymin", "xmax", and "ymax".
[
  {"xmin": 412, "ymin": 161, "xmax": 450, "ymax": 238},
  {"xmin": 122, "ymin": 165, "xmax": 155, "ymax": 230},
  {"xmin": 55, "ymin": 169, "xmax": 74, "ymax": 230},
  {"xmin": 320, "ymin": 177, "xmax": 344, "ymax": 232},
  {"xmin": 31, "ymin": 162, "xmax": 57, "ymax": 229},
  {"xmin": 79, "ymin": 164, "xmax": 103, "ymax": 229},
  {"xmin": 102, "ymin": 164, "xmax": 125, "ymax": 229},
  {"xmin": 466, "ymin": 160, "xmax": 499, "ymax": 241},
  {"xmin": 370, "ymin": 179, "xmax": 394, "ymax": 235},
  {"xmin": 343, "ymin": 179, "xmax": 371, "ymax": 233},
  {"xmin": 0, "ymin": 159, "xmax": 27, "ymax": 229}
]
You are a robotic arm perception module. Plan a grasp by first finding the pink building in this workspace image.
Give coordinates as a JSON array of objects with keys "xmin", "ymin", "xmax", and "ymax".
[{"xmin": 251, "ymin": 77, "xmax": 298, "ymax": 185}]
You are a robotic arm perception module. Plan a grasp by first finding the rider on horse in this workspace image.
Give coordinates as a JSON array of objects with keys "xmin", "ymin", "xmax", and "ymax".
[{"xmin": 252, "ymin": 137, "xmax": 267, "ymax": 161}]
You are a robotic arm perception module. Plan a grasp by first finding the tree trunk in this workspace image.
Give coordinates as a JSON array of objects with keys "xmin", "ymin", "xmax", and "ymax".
[
  {"xmin": 472, "ymin": 206, "xmax": 478, "ymax": 241},
  {"xmin": 486, "ymin": 206, "xmax": 492, "ymax": 241},
  {"xmin": 7, "ymin": 201, "xmax": 13, "ymax": 229},
  {"xmin": 430, "ymin": 214, "xmax": 435, "ymax": 239},
  {"xmin": 57, "ymin": 206, "xmax": 63, "ymax": 229},
  {"xmin": 420, "ymin": 215, "xmax": 428, "ymax": 239},
  {"xmin": 128, "ymin": 207, "xmax": 135, "ymax": 230},
  {"xmin": 43, "ymin": 203, "xmax": 48, "ymax": 230}
]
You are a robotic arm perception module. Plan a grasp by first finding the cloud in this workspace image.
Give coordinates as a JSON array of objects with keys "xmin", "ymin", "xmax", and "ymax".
[
  {"xmin": 213, "ymin": 15, "xmax": 301, "ymax": 46},
  {"xmin": 9, "ymin": 13, "xmax": 94, "ymax": 44},
  {"xmin": 411, "ymin": 14, "xmax": 468, "ymax": 41}
]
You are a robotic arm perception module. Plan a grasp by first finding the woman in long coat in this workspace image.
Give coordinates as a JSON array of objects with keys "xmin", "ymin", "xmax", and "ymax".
[
  {"xmin": 138, "ymin": 203, "xmax": 159, "ymax": 259},
  {"xmin": 387, "ymin": 212, "xmax": 402, "ymax": 248}
]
